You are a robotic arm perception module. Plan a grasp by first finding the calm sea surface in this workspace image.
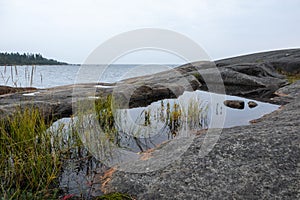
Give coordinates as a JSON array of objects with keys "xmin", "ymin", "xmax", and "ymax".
[{"xmin": 0, "ymin": 64, "xmax": 177, "ymax": 88}]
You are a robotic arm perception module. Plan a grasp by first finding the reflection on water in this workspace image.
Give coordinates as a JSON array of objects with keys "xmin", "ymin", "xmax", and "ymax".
[
  {"xmin": 58, "ymin": 157, "xmax": 105, "ymax": 198},
  {"xmin": 114, "ymin": 92, "xmax": 210, "ymax": 152},
  {"xmin": 113, "ymin": 90, "xmax": 279, "ymax": 152},
  {"xmin": 50, "ymin": 90, "xmax": 279, "ymax": 197},
  {"xmin": 48, "ymin": 118, "xmax": 105, "ymax": 198}
]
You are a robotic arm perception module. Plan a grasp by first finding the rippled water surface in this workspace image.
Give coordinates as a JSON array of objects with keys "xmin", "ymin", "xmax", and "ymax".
[{"xmin": 0, "ymin": 64, "xmax": 176, "ymax": 88}]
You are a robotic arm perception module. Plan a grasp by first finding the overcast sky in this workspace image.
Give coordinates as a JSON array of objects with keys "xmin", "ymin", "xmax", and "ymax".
[{"xmin": 0, "ymin": 0, "xmax": 299, "ymax": 64}]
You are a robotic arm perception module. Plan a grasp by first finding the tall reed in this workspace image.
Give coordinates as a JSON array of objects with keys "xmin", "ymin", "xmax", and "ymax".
[{"xmin": 0, "ymin": 65, "xmax": 39, "ymax": 87}]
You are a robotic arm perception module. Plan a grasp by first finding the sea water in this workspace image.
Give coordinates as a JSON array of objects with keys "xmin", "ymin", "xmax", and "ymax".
[{"xmin": 0, "ymin": 64, "xmax": 177, "ymax": 88}]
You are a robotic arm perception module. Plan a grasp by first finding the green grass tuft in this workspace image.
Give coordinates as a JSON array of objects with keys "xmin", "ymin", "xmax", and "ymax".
[
  {"xmin": 276, "ymin": 68, "xmax": 300, "ymax": 84},
  {"xmin": 0, "ymin": 107, "xmax": 61, "ymax": 199}
]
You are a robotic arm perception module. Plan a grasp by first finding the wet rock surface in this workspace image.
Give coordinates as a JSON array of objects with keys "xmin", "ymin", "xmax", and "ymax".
[{"xmin": 100, "ymin": 81, "xmax": 300, "ymax": 200}]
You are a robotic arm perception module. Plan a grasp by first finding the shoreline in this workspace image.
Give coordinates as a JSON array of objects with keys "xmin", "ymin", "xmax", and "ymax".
[{"xmin": 1, "ymin": 49, "xmax": 299, "ymax": 124}]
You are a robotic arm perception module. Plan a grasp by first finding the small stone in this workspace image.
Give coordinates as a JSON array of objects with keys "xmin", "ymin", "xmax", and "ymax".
[
  {"xmin": 223, "ymin": 100, "xmax": 245, "ymax": 109},
  {"xmin": 248, "ymin": 101, "xmax": 258, "ymax": 108}
]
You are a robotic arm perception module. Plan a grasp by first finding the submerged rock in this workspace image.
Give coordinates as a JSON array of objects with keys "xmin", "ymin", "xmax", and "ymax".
[
  {"xmin": 248, "ymin": 101, "xmax": 258, "ymax": 108},
  {"xmin": 224, "ymin": 100, "xmax": 245, "ymax": 109}
]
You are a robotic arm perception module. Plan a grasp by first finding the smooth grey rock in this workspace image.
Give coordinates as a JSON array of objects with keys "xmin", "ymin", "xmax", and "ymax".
[
  {"xmin": 0, "ymin": 85, "xmax": 36, "ymax": 95},
  {"xmin": 178, "ymin": 61, "xmax": 288, "ymax": 102},
  {"xmin": 216, "ymin": 48, "xmax": 300, "ymax": 74}
]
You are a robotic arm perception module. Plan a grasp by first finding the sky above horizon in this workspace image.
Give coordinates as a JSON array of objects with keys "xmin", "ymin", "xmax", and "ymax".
[{"xmin": 0, "ymin": 0, "xmax": 299, "ymax": 64}]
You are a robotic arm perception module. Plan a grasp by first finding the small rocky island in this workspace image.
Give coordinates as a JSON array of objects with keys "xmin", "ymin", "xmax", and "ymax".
[{"xmin": 0, "ymin": 49, "xmax": 299, "ymax": 199}]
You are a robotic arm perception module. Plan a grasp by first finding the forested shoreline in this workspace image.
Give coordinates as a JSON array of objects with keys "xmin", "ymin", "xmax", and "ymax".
[{"xmin": 0, "ymin": 52, "xmax": 67, "ymax": 65}]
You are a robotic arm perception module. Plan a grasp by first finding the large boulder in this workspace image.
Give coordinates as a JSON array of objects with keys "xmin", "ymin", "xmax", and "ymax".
[{"xmin": 179, "ymin": 61, "xmax": 287, "ymax": 101}]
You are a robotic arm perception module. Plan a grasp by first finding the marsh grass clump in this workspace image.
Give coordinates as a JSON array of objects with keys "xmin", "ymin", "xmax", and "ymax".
[
  {"xmin": 162, "ymin": 99, "xmax": 209, "ymax": 137},
  {"xmin": 73, "ymin": 95, "xmax": 121, "ymax": 163},
  {"xmin": 192, "ymin": 72, "xmax": 202, "ymax": 81},
  {"xmin": 94, "ymin": 95, "xmax": 119, "ymax": 145},
  {"xmin": 95, "ymin": 95, "xmax": 115, "ymax": 131},
  {"xmin": 286, "ymin": 73, "xmax": 300, "ymax": 84},
  {"xmin": 0, "ymin": 93, "xmax": 131, "ymax": 198},
  {"xmin": 165, "ymin": 102, "xmax": 182, "ymax": 137},
  {"xmin": 49, "ymin": 117, "xmax": 86, "ymax": 161},
  {"xmin": 0, "ymin": 107, "xmax": 61, "ymax": 199},
  {"xmin": 276, "ymin": 68, "xmax": 300, "ymax": 84}
]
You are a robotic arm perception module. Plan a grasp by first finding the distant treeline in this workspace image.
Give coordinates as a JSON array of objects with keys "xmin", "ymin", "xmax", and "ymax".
[{"xmin": 0, "ymin": 52, "xmax": 68, "ymax": 65}]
